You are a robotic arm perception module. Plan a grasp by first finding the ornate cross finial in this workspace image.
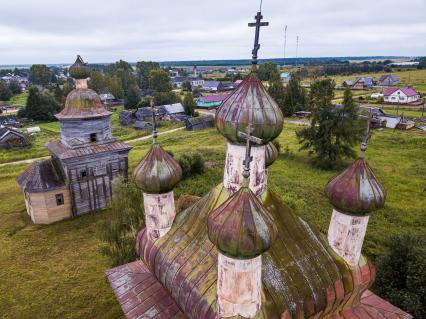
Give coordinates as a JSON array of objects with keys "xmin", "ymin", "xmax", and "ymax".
[
  {"xmin": 248, "ymin": 11, "xmax": 269, "ymax": 66},
  {"xmin": 238, "ymin": 124, "xmax": 264, "ymax": 180},
  {"xmin": 150, "ymin": 100, "xmax": 158, "ymax": 144},
  {"xmin": 360, "ymin": 109, "xmax": 373, "ymax": 156}
]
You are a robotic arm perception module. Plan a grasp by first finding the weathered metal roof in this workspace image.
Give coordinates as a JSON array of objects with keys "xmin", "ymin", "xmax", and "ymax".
[
  {"xmin": 325, "ymin": 158, "xmax": 386, "ymax": 215},
  {"xmin": 207, "ymin": 183, "xmax": 277, "ymax": 259},
  {"xmin": 17, "ymin": 159, "xmax": 65, "ymax": 193},
  {"xmin": 69, "ymin": 55, "xmax": 91, "ymax": 80},
  {"xmin": 46, "ymin": 140, "xmax": 132, "ymax": 160},
  {"xmin": 265, "ymin": 142, "xmax": 278, "ymax": 168},
  {"xmin": 106, "ymin": 260, "xmax": 185, "ymax": 319},
  {"xmin": 133, "ymin": 143, "xmax": 182, "ymax": 194},
  {"xmin": 216, "ymin": 73, "xmax": 284, "ymax": 145},
  {"xmin": 56, "ymin": 88, "xmax": 112, "ymax": 120}
]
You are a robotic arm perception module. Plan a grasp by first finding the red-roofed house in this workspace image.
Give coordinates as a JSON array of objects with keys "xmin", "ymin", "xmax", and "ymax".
[{"xmin": 384, "ymin": 87, "xmax": 420, "ymax": 104}]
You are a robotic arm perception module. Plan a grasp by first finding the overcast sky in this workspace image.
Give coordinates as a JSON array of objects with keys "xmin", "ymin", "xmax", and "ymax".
[{"xmin": 0, "ymin": 0, "xmax": 425, "ymax": 64}]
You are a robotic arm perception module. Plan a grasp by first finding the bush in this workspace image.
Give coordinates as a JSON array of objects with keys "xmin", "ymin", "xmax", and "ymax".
[
  {"xmin": 177, "ymin": 153, "xmax": 205, "ymax": 178},
  {"xmin": 374, "ymin": 234, "xmax": 426, "ymax": 319},
  {"xmin": 98, "ymin": 177, "xmax": 144, "ymax": 267}
]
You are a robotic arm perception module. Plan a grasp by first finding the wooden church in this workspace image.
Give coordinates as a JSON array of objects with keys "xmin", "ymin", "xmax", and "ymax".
[{"xmin": 17, "ymin": 56, "xmax": 132, "ymax": 224}]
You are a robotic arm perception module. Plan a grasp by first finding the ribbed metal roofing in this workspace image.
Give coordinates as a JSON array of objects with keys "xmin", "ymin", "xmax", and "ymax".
[
  {"xmin": 265, "ymin": 142, "xmax": 278, "ymax": 167},
  {"xmin": 215, "ymin": 73, "xmax": 284, "ymax": 145},
  {"xmin": 133, "ymin": 143, "xmax": 182, "ymax": 194},
  {"xmin": 325, "ymin": 158, "xmax": 386, "ymax": 215}
]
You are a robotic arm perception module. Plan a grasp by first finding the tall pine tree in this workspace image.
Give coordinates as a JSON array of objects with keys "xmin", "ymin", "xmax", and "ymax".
[
  {"xmin": 296, "ymin": 79, "xmax": 359, "ymax": 169},
  {"xmin": 283, "ymin": 72, "xmax": 307, "ymax": 116},
  {"xmin": 267, "ymin": 71, "xmax": 286, "ymax": 115}
]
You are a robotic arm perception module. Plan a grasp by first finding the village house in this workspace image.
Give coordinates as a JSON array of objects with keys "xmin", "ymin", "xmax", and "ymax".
[
  {"xmin": 99, "ymin": 92, "xmax": 120, "ymax": 106},
  {"xmin": 342, "ymin": 80, "xmax": 353, "ymax": 87},
  {"xmin": 280, "ymin": 72, "xmax": 291, "ymax": 83},
  {"xmin": 353, "ymin": 77, "xmax": 376, "ymax": 90},
  {"xmin": 384, "ymin": 87, "xmax": 420, "ymax": 104},
  {"xmin": 379, "ymin": 74, "xmax": 398, "ymax": 86},
  {"xmin": 106, "ymin": 11, "xmax": 412, "ymax": 319},
  {"xmin": 172, "ymin": 76, "xmax": 204, "ymax": 88},
  {"xmin": 0, "ymin": 126, "xmax": 30, "ymax": 149},
  {"xmin": 197, "ymin": 93, "xmax": 229, "ymax": 109},
  {"xmin": 185, "ymin": 115, "xmax": 214, "ymax": 131},
  {"xmin": 156, "ymin": 102, "xmax": 185, "ymax": 117},
  {"xmin": 202, "ymin": 80, "xmax": 224, "ymax": 92},
  {"xmin": 17, "ymin": 56, "xmax": 132, "ymax": 224}
]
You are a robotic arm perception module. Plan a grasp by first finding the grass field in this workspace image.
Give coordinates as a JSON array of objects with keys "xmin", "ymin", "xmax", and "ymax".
[
  {"xmin": 0, "ymin": 124, "xmax": 424, "ymax": 318},
  {"xmin": 0, "ymin": 92, "xmax": 28, "ymax": 107}
]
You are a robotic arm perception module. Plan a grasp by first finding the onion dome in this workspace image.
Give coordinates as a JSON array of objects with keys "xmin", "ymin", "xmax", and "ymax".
[
  {"xmin": 69, "ymin": 55, "xmax": 91, "ymax": 79},
  {"xmin": 56, "ymin": 88, "xmax": 111, "ymax": 119},
  {"xmin": 265, "ymin": 142, "xmax": 278, "ymax": 167},
  {"xmin": 207, "ymin": 183, "xmax": 277, "ymax": 259},
  {"xmin": 325, "ymin": 158, "xmax": 386, "ymax": 215},
  {"xmin": 215, "ymin": 73, "xmax": 284, "ymax": 145},
  {"xmin": 133, "ymin": 143, "xmax": 182, "ymax": 194}
]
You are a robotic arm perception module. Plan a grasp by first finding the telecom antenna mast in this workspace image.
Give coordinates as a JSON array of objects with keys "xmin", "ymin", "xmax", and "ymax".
[
  {"xmin": 283, "ymin": 25, "xmax": 288, "ymax": 66},
  {"xmin": 296, "ymin": 35, "xmax": 299, "ymax": 68}
]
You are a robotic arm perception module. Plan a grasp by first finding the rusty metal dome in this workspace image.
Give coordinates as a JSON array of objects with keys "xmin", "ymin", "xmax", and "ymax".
[
  {"xmin": 215, "ymin": 73, "xmax": 284, "ymax": 145},
  {"xmin": 56, "ymin": 88, "xmax": 111, "ymax": 120},
  {"xmin": 325, "ymin": 158, "xmax": 386, "ymax": 215},
  {"xmin": 265, "ymin": 142, "xmax": 279, "ymax": 167},
  {"xmin": 69, "ymin": 55, "xmax": 91, "ymax": 79},
  {"xmin": 207, "ymin": 184, "xmax": 277, "ymax": 259},
  {"xmin": 133, "ymin": 143, "xmax": 182, "ymax": 194}
]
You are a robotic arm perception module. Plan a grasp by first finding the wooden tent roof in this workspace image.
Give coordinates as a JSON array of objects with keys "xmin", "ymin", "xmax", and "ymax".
[{"xmin": 17, "ymin": 159, "xmax": 65, "ymax": 193}]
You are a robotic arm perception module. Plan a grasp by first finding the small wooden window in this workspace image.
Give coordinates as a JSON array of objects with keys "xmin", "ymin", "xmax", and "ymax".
[
  {"xmin": 55, "ymin": 194, "xmax": 64, "ymax": 206},
  {"xmin": 80, "ymin": 170, "xmax": 87, "ymax": 178},
  {"xmin": 90, "ymin": 133, "xmax": 97, "ymax": 143}
]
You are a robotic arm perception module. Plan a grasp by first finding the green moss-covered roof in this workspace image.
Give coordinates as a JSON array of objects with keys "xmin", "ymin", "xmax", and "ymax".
[{"xmin": 69, "ymin": 55, "xmax": 91, "ymax": 79}]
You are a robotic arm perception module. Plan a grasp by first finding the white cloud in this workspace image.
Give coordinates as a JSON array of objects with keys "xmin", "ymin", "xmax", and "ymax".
[{"xmin": 0, "ymin": 0, "xmax": 425, "ymax": 64}]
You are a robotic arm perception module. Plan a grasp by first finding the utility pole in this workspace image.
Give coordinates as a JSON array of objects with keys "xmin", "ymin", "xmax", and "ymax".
[
  {"xmin": 283, "ymin": 25, "xmax": 287, "ymax": 67},
  {"xmin": 295, "ymin": 35, "xmax": 299, "ymax": 69}
]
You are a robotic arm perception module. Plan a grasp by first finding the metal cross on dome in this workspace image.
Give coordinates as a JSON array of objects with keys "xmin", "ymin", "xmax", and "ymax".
[
  {"xmin": 150, "ymin": 100, "xmax": 158, "ymax": 143},
  {"xmin": 361, "ymin": 109, "xmax": 373, "ymax": 154},
  {"xmin": 238, "ymin": 124, "xmax": 264, "ymax": 178},
  {"xmin": 248, "ymin": 11, "xmax": 269, "ymax": 65}
]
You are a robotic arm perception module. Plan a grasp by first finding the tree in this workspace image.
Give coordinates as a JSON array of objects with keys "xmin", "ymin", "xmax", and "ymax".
[
  {"xmin": 375, "ymin": 234, "xmax": 426, "ymax": 319},
  {"xmin": 136, "ymin": 61, "xmax": 160, "ymax": 90},
  {"xmin": 182, "ymin": 81, "xmax": 192, "ymax": 92},
  {"xmin": 267, "ymin": 72, "xmax": 286, "ymax": 115},
  {"xmin": 98, "ymin": 177, "xmax": 145, "ymax": 267},
  {"xmin": 296, "ymin": 79, "xmax": 359, "ymax": 169},
  {"xmin": 106, "ymin": 76, "xmax": 124, "ymax": 99},
  {"xmin": 153, "ymin": 91, "xmax": 179, "ymax": 106},
  {"xmin": 8, "ymin": 79, "xmax": 22, "ymax": 95},
  {"xmin": 149, "ymin": 69, "xmax": 173, "ymax": 92},
  {"xmin": 53, "ymin": 84, "xmax": 65, "ymax": 105},
  {"xmin": 88, "ymin": 70, "xmax": 107, "ymax": 93},
  {"xmin": 283, "ymin": 72, "xmax": 307, "ymax": 116},
  {"xmin": 258, "ymin": 62, "xmax": 279, "ymax": 81},
  {"xmin": 0, "ymin": 81, "xmax": 12, "ymax": 101},
  {"xmin": 19, "ymin": 86, "xmax": 60, "ymax": 121},
  {"xmin": 62, "ymin": 82, "xmax": 74, "ymax": 97},
  {"xmin": 124, "ymin": 85, "xmax": 140, "ymax": 109},
  {"xmin": 182, "ymin": 93, "xmax": 196, "ymax": 116},
  {"xmin": 29, "ymin": 64, "xmax": 51, "ymax": 86},
  {"xmin": 418, "ymin": 57, "xmax": 426, "ymax": 69}
]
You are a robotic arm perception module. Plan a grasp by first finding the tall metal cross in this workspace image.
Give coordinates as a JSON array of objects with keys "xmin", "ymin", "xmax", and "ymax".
[
  {"xmin": 361, "ymin": 109, "xmax": 373, "ymax": 154},
  {"xmin": 248, "ymin": 12, "xmax": 269, "ymax": 64},
  {"xmin": 238, "ymin": 124, "xmax": 264, "ymax": 178},
  {"xmin": 150, "ymin": 101, "xmax": 158, "ymax": 143}
]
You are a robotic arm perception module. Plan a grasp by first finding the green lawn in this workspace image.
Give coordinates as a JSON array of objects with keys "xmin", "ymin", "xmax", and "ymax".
[
  {"xmin": 0, "ymin": 124, "xmax": 424, "ymax": 318},
  {"xmin": 0, "ymin": 92, "xmax": 28, "ymax": 107}
]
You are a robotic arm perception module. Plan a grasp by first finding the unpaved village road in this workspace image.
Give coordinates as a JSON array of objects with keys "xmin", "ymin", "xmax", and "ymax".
[{"xmin": 0, "ymin": 127, "xmax": 186, "ymax": 168}]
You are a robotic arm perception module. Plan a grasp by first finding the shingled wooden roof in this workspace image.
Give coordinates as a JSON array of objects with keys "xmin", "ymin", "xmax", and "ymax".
[
  {"xmin": 106, "ymin": 261, "xmax": 185, "ymax": 319},
  {"xmin": 46, "ymin": 140, "xmax": 132, "ymax": 160},
  {"xmin": 17, "ymin": 159, "xmax": 65, "ymax": 193}
]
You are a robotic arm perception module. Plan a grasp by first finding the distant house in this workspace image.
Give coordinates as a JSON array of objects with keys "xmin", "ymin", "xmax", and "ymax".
[
  {"xmin": 342, "ymin": 80, "xmax": 353, "ymax": 87},
  {"xmin": 221, "ymin": 82, "xmax": 237, "ymax": 91},
  {"xmin": 0, "ymin": 127, "xmax": 30, "ymax": 149},
  {"xmin": 353, "ymin": 77, "xmax": 376, "ymax": 90},
  {"xmin": 384, "ymin": 87, "xmax": 420, "ymax": 104},
  {"xmin": 378, "ymin": 75, "xmax": 398, "ymax": 86},
  {"xmin": 135, "ymin": 107, "xmax": 152, "ymax": 121},
  {"xmin": 133, "ymin": 121, "xmax": 153, "ymax": 131},
  {"xmin": 99, "ymin": 93, "xmax": 119, "ymax": 106},
  {"xmin": 172, "ymin": 76, "xmax": 204, "ymax": 88},
  {"xmin": 370, "ymin": 93, "xmax": 384, "ymax": 99},
  {"xmin": 186, "ymin": 115, "xmax": 214, "ymax": 131},
  {"xmin": 119, "ymin": 110, "xmax": 134, "ymax": 126},
  {"xmin": 235, "ymin": 80, "xmax": 243, "ymax": 86},
  {"xmin": 1, "ymin": 74, "xmax": 29, "ymax": 92},
  {"xmin": 157, "ymin": 103, "xmax": 185, "ymax": 116},
  {"xmin": 280, "ymin": 72, "xmax": 291, "ymax": 83},
  {"xmin": 202, "ymin": 81, "xmax": 224, "ymax": 92},
  {"xmin": 197, "ymin": 94, "xmax": 230, "ymax": 109}
]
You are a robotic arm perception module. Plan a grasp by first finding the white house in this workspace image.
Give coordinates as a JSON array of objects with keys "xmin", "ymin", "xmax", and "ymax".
[{"xmin": 384, "ymin": 87, "xmax": 420, "ymax": 104}]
